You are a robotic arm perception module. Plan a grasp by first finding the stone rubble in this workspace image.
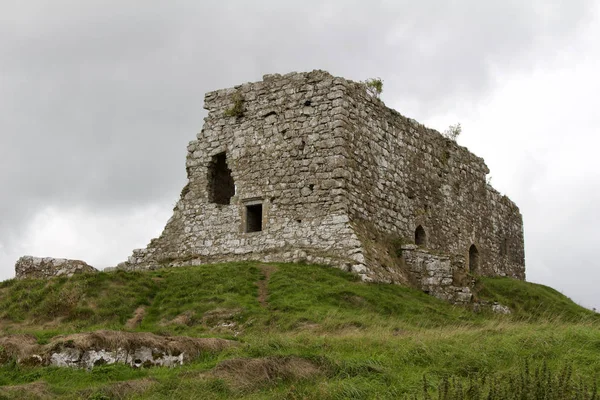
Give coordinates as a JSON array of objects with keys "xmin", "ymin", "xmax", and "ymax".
[{"xmin": 15, "ymin": 256, "xmax": 97, "ymax": 279}]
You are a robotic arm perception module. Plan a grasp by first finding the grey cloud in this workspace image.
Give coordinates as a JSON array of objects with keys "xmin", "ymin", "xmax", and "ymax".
[
  {"xmin": 0, "ymin": 1, "xmax": 596, "ymax": 279},
  {"xmin": 523, "ymin": 180, "xmax": 600, "ymax": 309}
]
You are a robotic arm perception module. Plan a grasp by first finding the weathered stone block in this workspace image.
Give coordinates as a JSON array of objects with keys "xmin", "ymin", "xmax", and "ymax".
[{"xmin": 15, "ymin": 256, "xmax": 97, "ymax": 280}]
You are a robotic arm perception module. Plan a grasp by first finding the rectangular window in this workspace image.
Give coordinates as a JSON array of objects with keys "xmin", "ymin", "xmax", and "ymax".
[{"xmin": 245, "ymin": 204, "xmax": 263, "ymax": 232}]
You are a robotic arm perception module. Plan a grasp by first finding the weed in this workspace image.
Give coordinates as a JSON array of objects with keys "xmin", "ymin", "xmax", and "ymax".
[
  {"xmin": 224, "ymin": 92, "xmax": 245, "ymax": 117},
  {"xmin": 363, "ymin": 77, "xmax": 384, "ymax": 98},
  {"xmin": 0, "ymin": 262, "xmax": 598, "ymax": 399},
  {"xmin": 443, "ymin": 123, "xmax": 461, "ymax": 141}
]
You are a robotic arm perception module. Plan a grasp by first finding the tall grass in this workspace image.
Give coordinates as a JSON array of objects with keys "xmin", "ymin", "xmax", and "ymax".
[{"xmin": 0, "ymin": 262, "xmax": 598, "ymax": 399}]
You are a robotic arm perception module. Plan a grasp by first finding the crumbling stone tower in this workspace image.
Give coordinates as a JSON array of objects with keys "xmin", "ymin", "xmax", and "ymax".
[{"xmin": 120, "ymin": 70, "xmax": 525, "ymax": 302}]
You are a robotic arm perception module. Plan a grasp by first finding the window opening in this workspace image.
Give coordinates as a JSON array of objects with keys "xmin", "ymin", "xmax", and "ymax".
[
  {"xmin": 207, "ymin": 152, "xmax": 235, "ymax": 205},
  {"xmin": 500, "ymin": 238, "xmax": 508, "ymax": 257},
  {"xmin": 469, "ymin": 244, "xmax": 480, "ymax": 273},
  {"xmin": 415, "ymin": 225, "xmax": 426, "ymax": 246},
  {"xmin": 245, "ymin": 204, "xmax": 263, "ymax": 232}
]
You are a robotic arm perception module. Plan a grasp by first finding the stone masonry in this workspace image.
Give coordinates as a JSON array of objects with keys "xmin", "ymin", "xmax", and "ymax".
[
  {"xmin": 117, "ymin": 70, "xmax": 525, "ymax": 302},
  {"xmin": 15, "ymin": 256, "xmax": 97, "ymax": 279}
]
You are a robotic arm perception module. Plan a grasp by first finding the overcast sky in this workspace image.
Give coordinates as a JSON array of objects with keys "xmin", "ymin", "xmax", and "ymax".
[{"xmin": 1, "ymin": 0, "xmax": 598, "ymax": 310}]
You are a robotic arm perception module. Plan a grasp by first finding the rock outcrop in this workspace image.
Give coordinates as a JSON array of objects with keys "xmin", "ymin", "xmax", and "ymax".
[{"xmin": 0, "ymin": 330, "xmax": 236, "ymax": 369}]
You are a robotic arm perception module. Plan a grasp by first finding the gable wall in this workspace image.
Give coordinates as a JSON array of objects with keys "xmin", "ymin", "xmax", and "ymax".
[{"xmin": 122, "ymin": 71, "xmax": 362, "ymax": 270}]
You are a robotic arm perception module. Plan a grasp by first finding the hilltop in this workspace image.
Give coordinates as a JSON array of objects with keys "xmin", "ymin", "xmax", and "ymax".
[{"xmin": 0, "ymin": 262, "xmax": 598, "ymax": 399}]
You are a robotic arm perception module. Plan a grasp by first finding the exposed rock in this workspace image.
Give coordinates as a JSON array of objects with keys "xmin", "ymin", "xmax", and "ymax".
[
  {"xmin": 0, "ymin": 330, "xmax": 236, "ymax": 369},
  {"xmin": 50, "ymin": 346, "xmax": 185, "ymax": 369},
  {"xmin": 491, "ymin": 303, "xmax": 512, "ymax": 314},
  {"xmin": 472, "ymin": 301, "xmax": 512, "ymax": 314},
  {"xmin": 15, "ymin": 256, "xmax": 97, "ymax": 279}
]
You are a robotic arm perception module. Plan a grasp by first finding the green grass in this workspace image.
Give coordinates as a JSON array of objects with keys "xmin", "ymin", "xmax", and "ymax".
[
  {"xmin": 0, "ymin": 262, "xmax": 598, "ymax": 399},
  {"xmin": 476, "ymin": 276, "xmax": 598, "ymax": 322}
]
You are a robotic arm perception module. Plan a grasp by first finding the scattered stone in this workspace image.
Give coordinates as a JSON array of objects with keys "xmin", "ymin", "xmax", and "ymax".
[
  {"xmin": 491, "ymin": 303, "xmax": 512, "ymax": 314},
  {"xmin": 472, "ymin": 301, "xmax": 512, "ymax": 314}
]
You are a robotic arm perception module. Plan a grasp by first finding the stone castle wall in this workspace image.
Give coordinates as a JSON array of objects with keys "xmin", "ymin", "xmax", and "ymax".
[
  {"xmin": 338, "ymin": 79, "xmax": 525, "ymax": 280},
  {"xmin": 121, "ymin": 71, "xmax": 364, "ymax": 272},
  {"xmin": 118, "ymin": 70, "xmax": 525, "ymax": 299}
]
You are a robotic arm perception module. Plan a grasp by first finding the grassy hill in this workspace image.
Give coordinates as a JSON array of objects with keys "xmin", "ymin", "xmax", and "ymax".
[{"xmin": 0, "ymin": 262, "xmax": 598, "ymax": 399}]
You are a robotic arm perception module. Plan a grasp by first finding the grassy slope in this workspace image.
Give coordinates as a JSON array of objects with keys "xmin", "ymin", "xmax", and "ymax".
[{"xmin": 0, "ymin": 262, "xmax": 598, "ymax": 399}]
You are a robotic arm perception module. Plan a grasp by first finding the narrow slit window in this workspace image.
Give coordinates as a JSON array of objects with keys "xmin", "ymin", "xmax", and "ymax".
[
  {"xmin": 469, "ymin": 244, "xmax": 480, "ymax": 273},
  {"xmin": 500, "ymin": 238, "xmax": 508, "ymax": 257},
  {"xmin": 245, "ymin": 204, "xmax": 263, "ymax": 232}
]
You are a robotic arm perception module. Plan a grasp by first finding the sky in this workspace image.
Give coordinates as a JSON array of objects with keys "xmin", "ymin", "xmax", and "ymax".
[{"xmin": 1, "ymin": 0, "xmax": 598, "ymax": 310}]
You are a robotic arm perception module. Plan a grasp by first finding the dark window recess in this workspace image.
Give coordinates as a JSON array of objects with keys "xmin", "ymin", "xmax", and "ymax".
[
  {"xmin": 415, "ymin": 225, "xmax": 426, "ymax": 246},
  {"xmin": 500, "ymin": 238, "xmax": 508, "ymax": 257},
  {"xmin": 246, "ymin": 204, "xmax": 263, "ymax": 232},
  {"xmin": 207, "ymin": 152, "xmax": 235, "ymax": 205},
  {"xmin": 469, "ymin": 244, "xmax": 480, "ymax": 273}
]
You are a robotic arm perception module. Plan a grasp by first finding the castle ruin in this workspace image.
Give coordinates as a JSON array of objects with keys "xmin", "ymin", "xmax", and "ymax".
[{"xmin": 117, "ymin": 70, "xmax": 525, "ymax": 303}]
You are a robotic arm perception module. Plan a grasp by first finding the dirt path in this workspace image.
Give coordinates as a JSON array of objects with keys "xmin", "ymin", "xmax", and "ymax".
[
  {"xmin": 256, "ymin": 264, "xmax": 278, "ymax": 308},
  {"xmin": 125, "ymin": 306, "xmax": 146, "ymax": 329}
]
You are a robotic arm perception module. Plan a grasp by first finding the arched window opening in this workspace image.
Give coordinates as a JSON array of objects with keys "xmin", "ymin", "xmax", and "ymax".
[
  {"xmin": 415, "ymin": 225, "xmax": 426, "ymax": 246},
  {"xmin": 469, "ymin": 244, "xmax": 480, "ymax": 274},
  {"xmin": 207, "ymin": 152, "xmax": 235, "ymax": 205}
]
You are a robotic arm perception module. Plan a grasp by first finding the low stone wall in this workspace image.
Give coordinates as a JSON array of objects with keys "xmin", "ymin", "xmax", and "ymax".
[
  {"xmin": 15, "ymin": 256, "xmax": 97, "ymax": 279},
  {"xmin": 401, "ymin": 245, "xmax": 473, "ymax": 304}
]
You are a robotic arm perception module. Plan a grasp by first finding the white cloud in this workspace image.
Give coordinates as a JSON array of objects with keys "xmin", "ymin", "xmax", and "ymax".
[
  {"xmin": 415, "ymin": 16, "xmax": 600, "ymax": 309},
  {"xmin": 0, "ymin": 204, "xmax": 171, "ymax": 280}
]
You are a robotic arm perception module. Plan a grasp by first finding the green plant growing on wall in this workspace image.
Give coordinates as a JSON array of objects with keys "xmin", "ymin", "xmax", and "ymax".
[
  {"xmin": 443, "ymin": 123, "xmax": 462, "ymax": 141},
  {"xmin": 224, "ymin": 92, "xmax": 245, "ymax": 117},
  {"xmin": 363, "ymin": 77, "xmax": 384, "ymax": 98},
  {"xmin": 391, "ymin": 237, "xmax": 408, "ymax": 257}
]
